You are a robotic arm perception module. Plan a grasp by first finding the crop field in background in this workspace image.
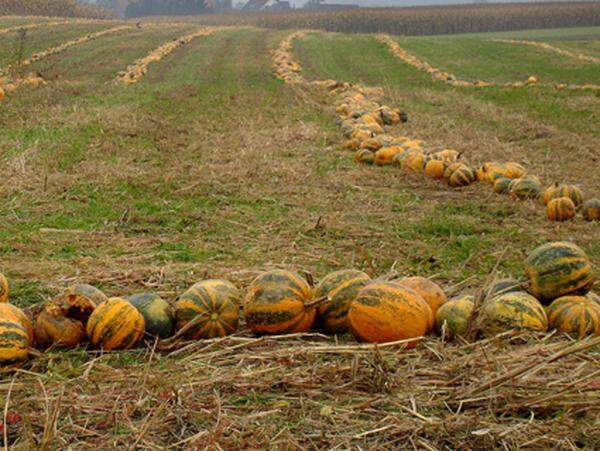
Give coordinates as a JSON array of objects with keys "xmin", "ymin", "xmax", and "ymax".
[{"xmin": 0, "ymin": 15, "xmax": 599, "ymax": 448}]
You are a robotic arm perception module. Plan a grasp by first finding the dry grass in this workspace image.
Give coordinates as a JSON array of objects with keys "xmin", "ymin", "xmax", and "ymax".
[{"xmin": 2, "ymin": 333, "xmax": 599, "ymax": 448}]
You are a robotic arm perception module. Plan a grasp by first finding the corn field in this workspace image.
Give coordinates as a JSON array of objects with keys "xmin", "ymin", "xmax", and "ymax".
[
  {"xmin": 0, "ymin": 0, "xmax": 112, "ymax": 19},
  {"xmin": 193, "ymin": 2, "xmax": 600, "ymax": 36}
]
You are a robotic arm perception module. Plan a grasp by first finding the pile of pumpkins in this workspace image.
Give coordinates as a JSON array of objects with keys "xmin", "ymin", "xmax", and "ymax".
[
  {"xmin": 0, "ymin": 241, "xmax": 598, "ymax": 366},
  {"xmin": 270, "ymin": 33, "xmax": 600, "ymax": 224},
  {"xmin": 378, "ymin": 34, "xmax": 599, "ymax": 92},
  {"xmin": 115, "ymin": 27, "xmax": 215, "ymax": 85}
]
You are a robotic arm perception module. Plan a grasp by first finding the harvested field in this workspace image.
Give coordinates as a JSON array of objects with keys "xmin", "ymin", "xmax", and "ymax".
[{"xmin": 0, "ymin": 18, "xmax": 599, "ymax": 449}]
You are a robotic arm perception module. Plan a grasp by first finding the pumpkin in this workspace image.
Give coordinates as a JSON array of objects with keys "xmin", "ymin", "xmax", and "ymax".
[
  {"xmin": 400, "ymin": 149, "xmax": 425, "ymax": 171},
  {"xmin": 509, "ymin": 178, "xmax": 542, "ymax": 200},
  {"xmin": 493, "ymin": 177, "xmax": 512, "ymax": 194},
  {"xmin": 34, "ymin": 307, "xmax": 86, "ymax": 349},
  {"xmin": 315, "ymin": 269, "xmax": 371, "ymax": 334},
  {"xmin": 342, "ymin": 139, "xmax": 360, "ymax": 150},
  {"xmin": 479, "ymin": 292, "xmax": 548, "ymax": 336},
  {"xmin": 34, "ymin": 284, "xmax": 104, "ymax": 348},
  {"xmin": 525, "ymin": 241, "xmax": 595, "ymax": 303},
  {"xmin": 126, "ymin": 293, "xmax": 175, "ymax": 339},
  {"xmin": 360, "ymin": 113, "xmax": 383, "ymax": 127},
  {"xmin": 86, "ymin": 298, "xmax": 145, "ymax": 350},
  {"xmin": 581, "ymin": 198, "xmax": 600, "ymax": 221},
  {"xmin": 546, "ymin": 197, "xmax": 575, "ymax": 222},
  {"xmin": 424, "ymin": 159, "xmax": 446, "ymax": 179},
  {"xmin": 244, "ymin": 270, "xmax": 315, "ymax": 335},
  {"xmin": 347, "ymin": 282, "xmax": 432, "ymax": 345},
  {"xmin": 395, "ymin": 277, "xmax": 447, "ymax": 320},
  {"xmin": 0, "ymin": 273, "xmax": 8, "ymax": 302},
  {"xmin": 378, "ymin": 106, "xmax": 401, "ymax": 125},
  {"xmin": 354, "ymin": 149, "xmax": 374, "ymax": 165},
  {"xmin": 484, "ymin": 278, "xmax": 521, "ymax": 301},
  {"xmin": 448, "ymin": 165, "xmax": 476, "ymax": 187},
  {"xmin": 360, "ymin": 137, "xmax": 382, "ymax": 151},
  {"xmin": 0, "ymin": 303, "xmax": 34, "ymax": 345},
  {"xmin": 543, "ymin": 183, "xmax": 560, "ymax": 205},
  {"xmin": 435, "ymin": 295, "xmax": 474, "ymax": 339},
  {"xmin": 374, "ymin": 146, "xmax": 404, "ymax": 166},
  {"xmin": 0, "ymin": 321, "xmax": 29, "ymax": 365},
  {"xmin": 546, "ymin": 184, "xmax": 584, "ymax": 207},
  {"xmin": 443, "ymin": 162, "xmax": 466, "ymax": 180},
  {"xmin": 174, "ymin": 280, "xmax": 240, "ymax": 339},
  {"xmin": 546, "ymin": 296, "xmax": 600, "ymax": 338}
]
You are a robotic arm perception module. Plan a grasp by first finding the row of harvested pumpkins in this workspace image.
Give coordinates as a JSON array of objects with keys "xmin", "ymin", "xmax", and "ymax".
[
  {"xmin": 334, "ymin": 82, "xmax": 599, "ymax": 223},
  {"xmin": 0, "ymin": 241, "xmax": 598, "ymax": 366}
]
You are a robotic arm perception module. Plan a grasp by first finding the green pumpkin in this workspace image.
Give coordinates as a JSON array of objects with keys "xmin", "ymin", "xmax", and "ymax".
[{"xmin": 125, "ymin": 293, "xmax": 175, "ymax": 339}]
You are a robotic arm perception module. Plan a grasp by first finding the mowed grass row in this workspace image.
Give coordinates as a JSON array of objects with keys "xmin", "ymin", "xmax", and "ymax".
[
  {"xmin": 1, "ymin": 26, "xmax": 598, "ymax": 308},
  {"xmin": 0, "ymin": 21, "xmax": 123, "ymax": 65},
  {"xmin": 295, "ymin": 32, "xmax": 599, "ymax": 190}
]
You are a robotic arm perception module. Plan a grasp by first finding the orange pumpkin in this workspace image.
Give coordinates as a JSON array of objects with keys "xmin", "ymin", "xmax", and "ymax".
[
  {"xmin": 395, "ymin": 277, "xmax": 447, "ymax": 321},
  {"xmin": 374, "ymin": 146, "xmax": 404, "ymax": 166},
  {"xmin": 546, "ymin": 197, "xmax": 576, "ymax": 222},
  {"xmin": 34, "ymin": 304, "xmax": 87, "ymax": 349},
  {"xmin": 348, "ymin": 282, "xmax": 431, "ymax": 345},
  {"xmin": 0, "ymin": 303, "xmax": 34, "ymax": 345},
  {"xmin": 174, "ymin": 279, "xmax": 240, "ymax": 339},
  {"xmin": 244, "ymin": 270, "xmax": 315, "ymax": 335},
  {"xmin": 424, "ymin": 159, "xmax": 446, "ymax": 179},
  {"xmin": 86, "ymin": 298, "xmax": 145, "ymax": 350},
  {"xmin": 546, "ymin": 296, "xmax": 600, "ymax": 338}
]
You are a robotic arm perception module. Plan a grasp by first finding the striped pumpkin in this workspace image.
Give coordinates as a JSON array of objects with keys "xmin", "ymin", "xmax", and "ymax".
[
  {"xmin": 86, "ymin": 298, "xmax": 145, "ymax": 350},
  {"xmin": 244, "ymin": 270, "xmax": 315, "ymax": 335},
  {"xmin": 395, "ymin": 277, "xmax": 447, "ymax": 321},
  {"xmin": 0, "ymin": 303, "xmax": 34, "ymax": 345},
  {"xmin": 448, "ymin": 166, "xmax": 476, "ymax": 187},
  {"xmin": 400, "ymin": 149, "xmax": 425, "ymax": 172},
  {"xmin": 543, "ymin": 183, "xmax": 559, "ymax": 205},
  {"xmin": 0, "ymin": 273, "xmax": 8, "ymax": 302},
  {"xmin": 547, "ymin": 184, "xmax": 584, "ymax": 207},
  {"xmin": 493, "ymin": 177, "xmax": 512, "ymax": 194},
  {"xmin": 547, "ymin": 296, "xmax": 600, "ymax": 338},
  {"xmin": 479, "ymin": 292, "xmax": 548, "ymax": 336},
  {"xmin": 435, "ymin": 295, "xmax": 474, "ymax": 339},
  {"xmin": 126, "ymin": 293, "xmax": 175, "ymax": 339},
  {"xmin": 509, "ymin": 178, "xmax": 542, "ymax": 200},
  {"xmin": 174, "ymin": 279, "xmax": 240, "ymax": 339},
  {"xmin": 423, "ymin": 159, "xmax": 446, "ymax": 179},
  {"xmin": 348, "ymin": 282, "xmax": 432, "ymax": 345},
  {"xmin": 0, "ymin": 320, "xmax": 29, "ymax": 365},
  {"xmin": 374, "ymin": 146, "xmax": 404, "ymax": 166},
  {"xmin": 525, "ymin": 241, "xmax": 595, "ymax": 303},
  {"xmin": 581, "ymin": 198, "xmax": 600, "ymax": 221},
  {"xmin": 315, "ymin": 269, "xmax": 371, "ymax": 334},
  {"xmin": 354, "ymin": 149, "xmax": 374, "ymax": 165},
  {"xmin": 547, "ymin": 197, "xmax": 576, "ymax": 222}
]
